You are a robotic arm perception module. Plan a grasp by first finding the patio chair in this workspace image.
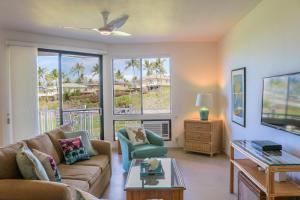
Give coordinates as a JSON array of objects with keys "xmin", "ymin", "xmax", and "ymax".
[{"xmin": 117, "ymin": 128, "xmax": 168, "ymax": 171}]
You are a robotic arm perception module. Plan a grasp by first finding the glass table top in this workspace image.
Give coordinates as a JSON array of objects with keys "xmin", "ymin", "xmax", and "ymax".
[
  {"xmin": 125, "ymin": 158, "xmax": 185, "ymax": 189},
  {"xmin": 233, "ymin": 140, "xmax": 300, "ymax": 166}
]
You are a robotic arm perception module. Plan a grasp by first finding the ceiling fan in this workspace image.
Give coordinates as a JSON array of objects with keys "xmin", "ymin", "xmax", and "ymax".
[{"xmin": 63, "ymin": 11, "xmax": 131, "ymax": 36}]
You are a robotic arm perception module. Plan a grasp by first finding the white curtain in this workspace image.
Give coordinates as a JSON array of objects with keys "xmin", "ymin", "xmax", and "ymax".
[{"xmin": 8, "ymin": 45, "xmax": 39, "ymax": 142}]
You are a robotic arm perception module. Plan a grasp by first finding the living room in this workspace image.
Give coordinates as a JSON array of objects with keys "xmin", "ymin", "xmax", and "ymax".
[{"xmin": 1, "ymin": 0, "xmax": 300, "ymax": 200}]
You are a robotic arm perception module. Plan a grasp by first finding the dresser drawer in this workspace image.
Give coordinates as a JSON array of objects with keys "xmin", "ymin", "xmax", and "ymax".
[
  {"xmin": 185, "ymin": 131, "xmax": 211, "ymax": 143},
  {"xmin": 184, "ymin": 141, "xmax": 211, "ymax": 153},
  {"xmin": 185, "ymin": 122, "xmax": 212, "ymax": 132}
]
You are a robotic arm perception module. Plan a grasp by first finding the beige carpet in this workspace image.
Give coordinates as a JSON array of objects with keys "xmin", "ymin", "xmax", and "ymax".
[{"xmin": 102, "ymin": 148, "xmax": 237, "ymax": 200}]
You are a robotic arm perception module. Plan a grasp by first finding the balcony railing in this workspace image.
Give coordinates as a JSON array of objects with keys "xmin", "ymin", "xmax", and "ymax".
[{"xmin": 39, "ymin": 108, "xmax": 101, "ymax": 139}]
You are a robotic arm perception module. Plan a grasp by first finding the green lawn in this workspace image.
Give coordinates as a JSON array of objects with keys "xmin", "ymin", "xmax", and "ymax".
[{"xmin": 114, "ymin": 86, "xmax": 170, "ymax": 113}]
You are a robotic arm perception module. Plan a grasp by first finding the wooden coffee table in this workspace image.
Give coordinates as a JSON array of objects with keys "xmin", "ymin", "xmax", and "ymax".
[{"xmin": 125, "ymin": 158, "xmax": 186, "ymax": 200}]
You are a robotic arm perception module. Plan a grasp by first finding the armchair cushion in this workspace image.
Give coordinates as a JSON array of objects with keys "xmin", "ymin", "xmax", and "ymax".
[
  {"xmin": 131, "ymin": 144, "xmax": 168, "ymax": 159},
  {"xmin": 126, "ymin": 126, "xmax": 149, "ymax": 146}
]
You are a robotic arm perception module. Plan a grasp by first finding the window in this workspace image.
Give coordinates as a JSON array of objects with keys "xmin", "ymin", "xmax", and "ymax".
[
  {"xmin": 113, "ymin": 57, "xmax": 171, "ymax": 115},
  {"xmin": 37, "ymin": 49, "xmax": 104, "ymax": 139}
]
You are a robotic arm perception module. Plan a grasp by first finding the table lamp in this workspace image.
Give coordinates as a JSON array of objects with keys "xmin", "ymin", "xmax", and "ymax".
[{"xmin": 195, "ymin": 93, "xmax": 213, "ymax": 121}]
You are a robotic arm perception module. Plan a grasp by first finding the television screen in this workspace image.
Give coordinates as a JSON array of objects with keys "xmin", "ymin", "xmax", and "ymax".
[{"xmin": 262, "ymin": 72, "xmax": 300, "ymax": 135}]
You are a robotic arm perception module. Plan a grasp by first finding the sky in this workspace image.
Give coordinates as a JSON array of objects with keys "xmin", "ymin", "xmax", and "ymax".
[
  {"xmin": 38, "ymin": 54, "xmax": 171, "ymax": 82},
  {"xmin": 38, "ymin": 54, "xmax": 99, "ymax": 81},
  {"xmin": 113, "ymin": 57, "xmax": 170, "ymax": 80}
]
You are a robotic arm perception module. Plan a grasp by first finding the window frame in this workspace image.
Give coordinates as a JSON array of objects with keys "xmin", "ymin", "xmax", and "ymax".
[
  {"xmin": 112, "ymin": 56, "xmax": 172, "ymax": 116},
  {"xmin": 37, "ymin": 48, "xmax": 104, "ymax": 140}
]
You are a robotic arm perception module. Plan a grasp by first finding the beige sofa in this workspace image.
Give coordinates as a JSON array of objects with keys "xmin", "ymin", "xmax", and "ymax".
[{"xmin": 0, "ymin": 127, "xmax": 112, "ymax": 200}]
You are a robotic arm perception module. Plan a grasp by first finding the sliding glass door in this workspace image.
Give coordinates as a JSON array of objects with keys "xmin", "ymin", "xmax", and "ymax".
[{"xmin": 37, "ymin": 49, "xmax": 103, "ymax": 139}]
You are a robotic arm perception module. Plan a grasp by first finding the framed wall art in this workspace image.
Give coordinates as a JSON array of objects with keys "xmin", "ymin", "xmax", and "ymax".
[{"xmin": 231, "ymin": 67, "xmax": 246, "ymax": 127}]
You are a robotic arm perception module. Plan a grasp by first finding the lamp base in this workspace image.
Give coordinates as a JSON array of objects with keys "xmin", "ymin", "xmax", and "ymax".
[{"xmin": 199, "ymin": 108, "xmax": 209, "ymax": 121}]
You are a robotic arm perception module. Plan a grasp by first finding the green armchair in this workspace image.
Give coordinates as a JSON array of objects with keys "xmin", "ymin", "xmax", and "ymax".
[{"xmin": 117, "ymin": 128, "xmax": 168, "ymax": 171}]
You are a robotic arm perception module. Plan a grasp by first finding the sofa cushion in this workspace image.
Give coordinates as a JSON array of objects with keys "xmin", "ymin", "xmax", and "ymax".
[
  {"xmin": 131, "ymin": 144, "xmax": 168, "ymax": 158},
  {"xmin": 74, "ymin": 155, "xmax": 109, "ymax": 171},
  {"xmin": 58, "ymin": 164, "xmax": 101, "ymax": 186},
  {"xmin": 62, "ymin": 179, "xmax": 89, "ymax": 192},
  {"xmin": 16, "ymin": 143, "xmax": 49, "ymax": 181},
  {"xmin": 46, "ymin": 128, "xmax": 66, "ymax": 163},
  {"xmin": 25, "ymin": 134, "xmax": 61, "ymax": 164},
  {"xmin": 0, "ymin": 142, "xmax": 24, "ymax": 179}
]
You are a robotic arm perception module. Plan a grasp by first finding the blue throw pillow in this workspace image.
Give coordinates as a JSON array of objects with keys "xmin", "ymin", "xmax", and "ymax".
[
  {"xmin": 64, "ymin": 131, "xmax": 98, "ymax": 156},
  {"xmin": 16, "ymin": 143, "xmax": 49, "ymax": 181}
]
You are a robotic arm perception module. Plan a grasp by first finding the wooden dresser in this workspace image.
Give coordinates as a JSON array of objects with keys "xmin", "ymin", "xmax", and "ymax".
[{"xmin": 184, "ymin": 119, "xmax": 222, "ymax": 156}]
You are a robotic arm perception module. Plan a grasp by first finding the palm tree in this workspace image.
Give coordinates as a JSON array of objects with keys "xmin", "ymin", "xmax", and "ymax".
[
  {"xmin": 125, "ymin": 59, "xmax": 140, "ymax": 77},
  {"xmin": 153, "ymin": 58, "xmax": 165, "ymax": 87},
  {"xmin": 62, "ymin": 72, "xmax": 70, "ymax": 83},
  {"xmin": 38, "ymin": 66, "xmax": 47, "ymax": 87},
  {"xmin": 76, "ymin": 73, "xmax": 85, "ymax": 83},
  {"xmin": 115, "ymin": 69, "xmax": 124, "ymax": 81},
  {"xmin": 143, "ymin": 60, "xmax": 154, "ymax": 76},
  {"xmin": 71, "ymin": 63, "xmax": 85, "ymax": 79},
  {"xmin": 92, "ymin": 63, "xmax": 100, "ymax": 77},
  {"xmin": 125, "ymin": 59, "xmax": 140, "ymax": 95}
]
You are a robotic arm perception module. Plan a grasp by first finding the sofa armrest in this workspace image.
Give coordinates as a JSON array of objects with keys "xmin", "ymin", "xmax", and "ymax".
[
  {"xmin": 0, "ymin": 179, "xmax": 74, "ymax": 200},
  {"xmin": 145, "ymin": 129, "xmax": 164, "ymax": 146},
  {"xmin": 91, "ymin": 140, "xmax": 112, "ymax": 174},
  {"xmin": 90, "ymin": 140, "xmax": 111, "ymax": 157}
]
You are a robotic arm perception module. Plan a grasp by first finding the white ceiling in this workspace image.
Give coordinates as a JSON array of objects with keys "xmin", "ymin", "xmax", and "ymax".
[{"xmin": 0, "ymin": 0, "xmax": 261, "ymax": 44}]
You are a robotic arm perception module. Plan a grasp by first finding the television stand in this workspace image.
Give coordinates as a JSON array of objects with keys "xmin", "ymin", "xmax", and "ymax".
[{"xmin": 230, "ymin": 140, "xmax": 300, "ymax": 200}]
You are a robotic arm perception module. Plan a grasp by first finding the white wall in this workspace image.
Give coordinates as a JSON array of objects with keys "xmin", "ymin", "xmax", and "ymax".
[
  {"xmin": 219, "ymin": 0, "xmax": 300, "ymax": 158},
  {"xmin": 105, "ymin": 43, "xmax": 219, "ymax": 147}
]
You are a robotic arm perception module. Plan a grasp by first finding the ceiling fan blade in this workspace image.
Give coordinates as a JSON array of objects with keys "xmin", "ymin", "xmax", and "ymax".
[
  {"xmin": 106, "ymin": 15, "xmax": 129, "ymax": 30},
  {"xmin": 111, "ymin": 30, "xmax": 131, "ymax": 36},
  {"xmin": 63, "ymin": 26, "xmax": 97, "ymax": 30}
]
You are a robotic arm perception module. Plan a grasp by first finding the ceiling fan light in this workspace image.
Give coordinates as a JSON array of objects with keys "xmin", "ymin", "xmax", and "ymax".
[{"xmin": 99, "ymin": 30, "xmax": 111, "ymax": 36}]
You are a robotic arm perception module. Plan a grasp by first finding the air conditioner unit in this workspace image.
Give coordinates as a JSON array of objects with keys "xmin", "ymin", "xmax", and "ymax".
[{"xmin": 143, "ymin": 120, "xmax": 171, "ymax": 140}]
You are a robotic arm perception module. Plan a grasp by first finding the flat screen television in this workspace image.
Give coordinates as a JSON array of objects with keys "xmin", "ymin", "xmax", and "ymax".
[{"xmin": 261, "ymin": 72, "xmax": 300, "ymax": 135}]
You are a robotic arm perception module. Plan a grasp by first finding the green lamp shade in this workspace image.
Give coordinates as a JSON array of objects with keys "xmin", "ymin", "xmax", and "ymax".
[{"xmin": 199, "ymin": 107, "xmax": 209, "ymax": 121}]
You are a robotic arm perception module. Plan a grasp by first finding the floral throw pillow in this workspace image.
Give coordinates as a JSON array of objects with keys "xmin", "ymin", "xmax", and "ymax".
[
  {"xmin": 58, "ymin": 136, "xmax": 90, "ymax": 165},
  {"xmin": 32, "ymin": 149, "xmax": 61, "ymax": 182},
  {"xmin": 125, "ymin": 125, "xmax": 149, "ymax": 146}
]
